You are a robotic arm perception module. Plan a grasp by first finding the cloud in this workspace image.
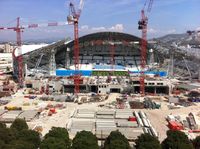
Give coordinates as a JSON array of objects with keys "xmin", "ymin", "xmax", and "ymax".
[
  {"xmin": 109, "ymin": 24, "xmax": 124, "ymax": 32},
  {"xmin": 80, "ymin": 24, "xmax": 124, "ymax": 33},
  {"xmin": 91, "ymin": 27, "xmax": 106, "ymax": 31},
  {"xmin": 145, "ymin": 27, "xmax": 177, "ymax": 38},
  {"xmin": 148, "ymin": 28, "xmax": 158, "ymax": 34},
  {"xmin": 147, "ymin": 27, "xmax": 176, "ymax": 35},
  {"xmin": 81, "ymin": 25, "xmax": 89, "ymax": 30},
  {"xmin": 166, "ymin": 29, "xmax": 176, "ymax": 34},
  {"xmin": 196, "ymin": 27, "xmax": 200, "ymax": 31}
]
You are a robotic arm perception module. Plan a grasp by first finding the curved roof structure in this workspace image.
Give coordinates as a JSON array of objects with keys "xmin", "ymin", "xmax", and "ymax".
[
  {"xmin": 14, "ymin": 44, "xmax": 48, "ymax": 57},
  {"xmin": 21, "ymin": 32, "xmax": 159, "ymax": 70},
  {"xmin": 12, "ymin": 31, "xmax": 199, "ymax": 79},
  {"xmin": 66, "ymin": 32, "xmax": 141, "ymax": 47}
]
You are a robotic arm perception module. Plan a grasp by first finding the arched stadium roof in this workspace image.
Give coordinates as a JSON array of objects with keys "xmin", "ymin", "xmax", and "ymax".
[
  {"xmin": 22, "ymin": 31, "xmax": 159, "ymax": 69},
  {"xmin": 66, "ymin": 31, "xmax": 141, "ymax": 47},
  {"xmin": 23, "ymin": 32, "xmax": 145, "ymax": 57}
]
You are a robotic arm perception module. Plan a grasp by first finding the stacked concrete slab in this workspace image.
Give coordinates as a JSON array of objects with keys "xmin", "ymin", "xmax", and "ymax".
[
  {"xmin": 0, "ymin": 110, "xmax": 6, "ymax": 116},
  {"xmin": 75, "ymin": 109, "xmax": 95, "ymax": 119},
  {"xmin": 68, "ymin": 109, "xmax": 158, "ymax": 140},
  {"xmin": 134, "ymin": 111, "xmax": 143, "ymax": 127},
  {"xmin": 118, "ymin": 128, "xmax": 143, "ymax": 140},
  {"xmin": 96, "ymin": 110, "xmax": 115, "ymax": 119},
  {"xmin": 117, "ymin": 121, "xmax": 138, "ymax": 128},
  {"xmin": 137, "ymin": 111, "xmax": 158, "ymax": 137},
  {"xmin": 69, "ymin": 119, "xmax": 95, "ymax": 135},
  {"xmin": 115, "ymin": 109, "xmax": 133, "ymax": 119},
  {"xmin": 96, "ymin": 119, "xmax": 117, "ymax": 139},
  {"xmin": 17, "ymin": 110, "xmax": 38, "ymax": 122},
  {"xmin": 0, "ymin": 110, "xmax": 23, "ymax": 122}
]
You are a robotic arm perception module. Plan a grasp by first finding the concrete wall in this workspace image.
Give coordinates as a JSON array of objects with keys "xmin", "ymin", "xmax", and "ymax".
[
  {"xmin": 49, "ymin": 81, "xmax": 62, "ymax": 92},
  {"xmin": 98, "ymin": 84, "xmax": 109, "ymax": 94},
  {"xmin": 32, "ymin": 80, "xmax": 44, "ymax": 90},
  {"xmin": 97, "ymin": 84, "xmax": 123, "ymax": 94}
]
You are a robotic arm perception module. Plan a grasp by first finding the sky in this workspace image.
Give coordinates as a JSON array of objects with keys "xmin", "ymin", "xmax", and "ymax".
[{"xmin": 0, "ymin": 0, "xmax": 199, "ymax": 42}]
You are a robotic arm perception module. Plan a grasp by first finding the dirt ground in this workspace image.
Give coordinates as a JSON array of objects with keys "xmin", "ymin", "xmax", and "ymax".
[{"xmin": 1, "ymin": 91, "xmax": 200, "ymax": 141}]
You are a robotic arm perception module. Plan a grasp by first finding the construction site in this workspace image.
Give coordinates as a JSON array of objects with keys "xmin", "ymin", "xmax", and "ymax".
[{"xmin": 1, "ymin": 0, "xmax": 200, "ymax": 145}]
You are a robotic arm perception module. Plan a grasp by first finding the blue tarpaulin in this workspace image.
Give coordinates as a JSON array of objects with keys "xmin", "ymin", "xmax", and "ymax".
[
  {"xmin": 56, "ymin": 70, "xmax": 92, "ymax": 76},
  {"xmin": 56, "ymin": 69, "xmax": 167, "ymax": 77}
]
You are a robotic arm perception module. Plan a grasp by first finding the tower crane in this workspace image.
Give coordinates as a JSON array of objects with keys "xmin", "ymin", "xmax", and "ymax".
[
  {"xmin": 67, "ymin": 0, "xmax": 84, "ymax": 95},
  {"xmin": 0, "ymin": 17, "xmax": 68, "ymax": 87},
  {"xmin": 138, "ymin": 0, "xmax": 154, "ymax": 95},
  {"xmin": 0, "ymin": 17, "xmax": 24, "ymax": 87}
]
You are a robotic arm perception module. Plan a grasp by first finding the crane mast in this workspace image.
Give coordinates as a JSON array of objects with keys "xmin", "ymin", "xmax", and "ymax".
[
  {"xmin": 15, "ymin": 17, "xmax": 24, "ymax": 87},
  {"xmin": 67, "ymin": 0, "xmax": 84, "ymax": 95},
  {"xmin": 1, "ymin": 17, "xmax": 24, "ymax": 87},
  {"xmin": 0, "ymin": 17, "xmax": 68, "ymax": 87},
  {"xmin": 138, "ymin": 10, "xmax": 147, "ymax": 95},
  {"xmin": 73, "ymin": 21, "xmax": 80, "ymax": 94},
  {"xmin": 138, "ymin": 0, "xmax": 153, "ymax": 95}
]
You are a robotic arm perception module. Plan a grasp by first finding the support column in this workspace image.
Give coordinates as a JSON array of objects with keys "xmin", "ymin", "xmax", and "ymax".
[
  {"xmin": 154, "ymin": 87, "xmax": 157, "ymax": 95},
  {"xmin": 49, "ymin": 49, "xmax": 56, "ymax": 76},
  {"xmin": 66, "ymin": 48, "xmax": 70, "ymax": 69}
]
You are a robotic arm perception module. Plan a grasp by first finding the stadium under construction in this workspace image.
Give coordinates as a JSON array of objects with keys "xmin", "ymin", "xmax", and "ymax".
[
  {"xmin": 14, "ymin": 32, "xmax": 165, "ymax": 74},
  {"xmin": 2, "ymin": 0, "xmax": 200, "ymax": 144},
  {"xmin": 12, "ymin": 32, "xmax": 170, "ymax": 94}
]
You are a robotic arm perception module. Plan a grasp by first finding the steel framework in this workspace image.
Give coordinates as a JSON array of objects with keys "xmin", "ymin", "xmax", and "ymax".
[
  {"xmin": 0, "ymin": 17, "xmax": 68, "ymax": 87},
  {"xmin": 67, "ymin": 0, "xmax": 84, "ymax": 95},
  {"xmin": 138, "ymin": 0, "xmax": 154, "ymax": 95}
]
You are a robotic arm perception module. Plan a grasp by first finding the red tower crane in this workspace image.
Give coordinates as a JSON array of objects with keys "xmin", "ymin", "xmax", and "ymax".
[
  {"xmin": 0, "ymin": 17, "xmax": 24, "ymax": 87},
  {"xmin": 67, "ymin": 0, "xmax": 84, "ymax": 95},
  {"xmin": 0, "ymin": 17, "xmax": 67, "ymax": 87},
  {"xmin": 138, "ymin": 0, "xmax": 154, "ymax": 95}
]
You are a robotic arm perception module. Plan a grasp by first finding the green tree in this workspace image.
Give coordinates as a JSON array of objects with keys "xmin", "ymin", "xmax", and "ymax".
[
  {"xmin": 6, "ymin": 140, "xmax": 35, "ymax": 149},
  {"xmin": 40, "ymin": 137, "xmax": 67, "ymax": 149},
  {"xmin": 162, "ymin": 130, "xmax": 194, "ymax": 149},
  {"xmin": 0, "ymin": 122, "xmax": 6, "ymax": 129},
  {"xmin": 193, "ymin": 136, "xmax": 200, "ymax": 149},
  {"xmin": 72, "ymin": 130, "xmax": 99, "ymax": 149},
  {"xmin": 11, "ymin": 119, "xmax": 28, "ymax": 131},
  {"xmin": 0, "ymin": 127, "xmax": 16, "ymax": 144},
  {"xmin": 103, "ymin": 130, "xmax": 131, "ymax": 149},
  {"xmin": 17, "ymin": 129, "xmax": 41, "ymax": 148},
  {"xmin": 0, "ymin": 121, "xmax": 40, "ymax": 149},
  {"xmin": 135, "ymin": 133, "xmax": 161, "ymax": 149},
  {"xmin": 0, "ymin": 140, "xmax": 5, "ymax": 149},
  {"xmin": 41, "ymin": 127, "xmax": 71, "ymax": 149}
]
